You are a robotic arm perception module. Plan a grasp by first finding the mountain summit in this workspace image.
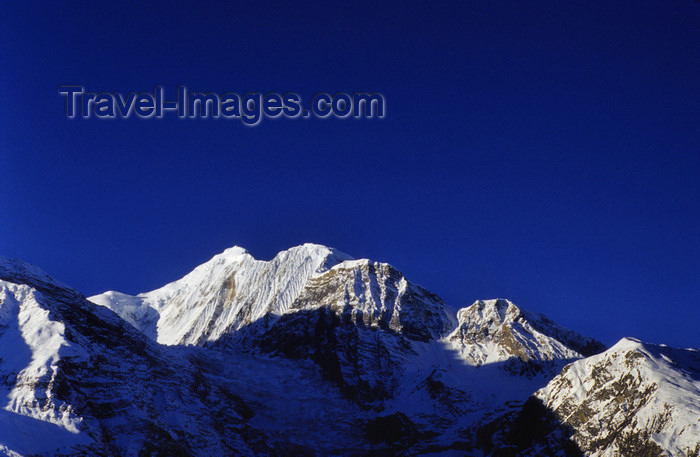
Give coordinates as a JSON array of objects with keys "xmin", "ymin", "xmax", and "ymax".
[
  {"xmin": 90, "ymin": 243, "xmax": 454, "ymax": 347},
  {"xmin": 90, "ymin": 244, "xmax": 353, "ymax": 345},
  {"xmin": 447, "ymin": 299, "xmax": 606, "ymax": 374}
]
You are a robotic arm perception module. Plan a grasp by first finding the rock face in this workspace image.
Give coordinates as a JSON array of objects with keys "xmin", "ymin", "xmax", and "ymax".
[
  {"xmin": 447, "ymin": 299, "xmax": 606, "ymax": 375},
  {"xmin": 285, "ymin": 258, "xmax": 455, "ymax": 342},
  {"xmin": 526, "ymin": 338, "xmax": 700, "ymax": 457},
  {"xmin": 221, "ymin": 258, "xmax": 456, "ymax": 406},
  {"xmin": 1, "ymin": 245, "xmax": 697, "ymax": 456}
]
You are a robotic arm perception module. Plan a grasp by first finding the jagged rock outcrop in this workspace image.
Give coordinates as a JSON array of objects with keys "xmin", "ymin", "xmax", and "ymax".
[
  {"xmin": 483, "ymin": 338, "xmax": 700, "ymax": 456},
  {"xmin": 446, "ymin": 299, "xmax": 606, "ymax": 375},
  {"xmin": 530, "ymin": 338, "xmax": 700, "ymax": 456}
]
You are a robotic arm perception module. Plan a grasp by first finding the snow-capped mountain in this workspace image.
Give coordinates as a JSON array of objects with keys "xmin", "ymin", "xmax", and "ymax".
[
  {"xmin": 1, "ymin": 245, "xmax": 697, "ymax": 456},
  {"xmin": 0, "ymin": 257, "xmax": 291, "ymax": 456},
  {"xmin": 446, "ymin": 299, "xmax": 606, "ymax": 375},
  {"xmin": 89, "ymin": 246, "xmax": 598, "ymax": 409},
  {"xmin": 90, "ymin": 244, "xmax": 354, "ymax": 345},
  {"xmin": 516, "ymin": 337, "xmax": 700, "ymax": 456}
]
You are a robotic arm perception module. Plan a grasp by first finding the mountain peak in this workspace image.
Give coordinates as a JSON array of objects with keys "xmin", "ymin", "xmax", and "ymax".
[
  {"xmin": 529, "ymin": 337, "xmax": 700, "ymax": 456},
  {"xmin": 216, "ymin": 245, "xmax": 251, "ymax": 258},
  {"xmin": 90, "ymin": 243, "xmax": 355, "ymax": 345},
  {"xmin": 206, "ymin": 244, "xmax": 353, "ymax": 272},
  {"xmin": 447, "ymin": 298, "xmax": 605, "ymax": 372},
  {"xmin": 456, "ymin": 298, "xmax": 520, "ymax": 326},
  {"xmin": 269, "ymin": 243, "xmax": 354, "ymax": 274}
]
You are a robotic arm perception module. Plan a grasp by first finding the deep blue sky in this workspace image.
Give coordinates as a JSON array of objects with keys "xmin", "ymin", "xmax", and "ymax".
[{"xmin": 2, "ymin": 1, "xmax": 698, "ymax": 348}]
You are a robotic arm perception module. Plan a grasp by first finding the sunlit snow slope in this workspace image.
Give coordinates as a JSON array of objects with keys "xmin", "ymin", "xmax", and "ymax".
[{"xmin": 91, "ymin": 244, "xmax": 354, "ymax": 345}]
